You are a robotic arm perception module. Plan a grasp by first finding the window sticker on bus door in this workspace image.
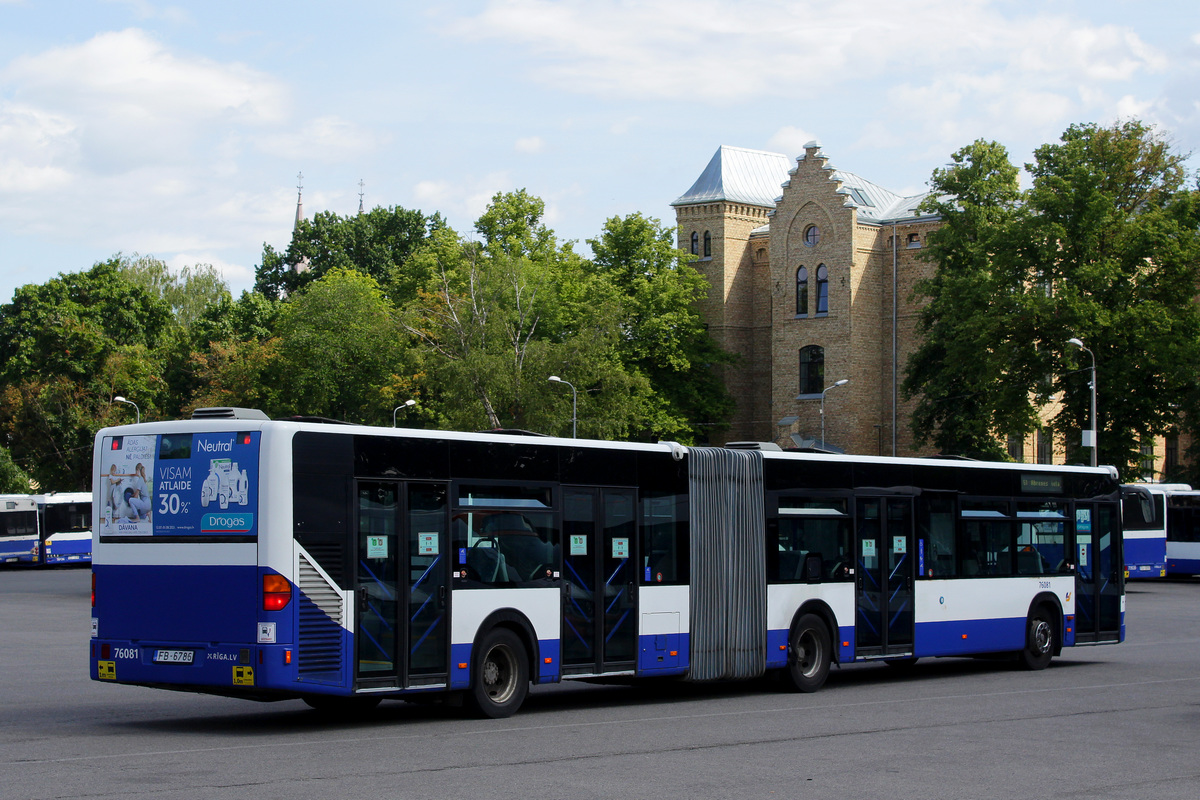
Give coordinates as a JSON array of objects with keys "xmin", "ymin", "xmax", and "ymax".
[
  {"xmin": 102, "ymin": 431, "xmax": 260, "ymax": 538},
  {"xmin": 612, "ymin": 538, "xmax": 629, "ymax": 559},
  {"xmin": 893, "ymin": 536, "xmax": 907, "ymax": 554},
  {"xmin": 418, "ymin": 533, "xmax": 438, "ymax": 556},
  {"xmin": 1076, "ymin": 508, "xmax": 1092, "ymax": 533}
]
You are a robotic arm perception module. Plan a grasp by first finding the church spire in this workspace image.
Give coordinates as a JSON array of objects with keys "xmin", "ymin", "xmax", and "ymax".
[
  {"xmin": 294, "ymin": 171, "xmax": 305, "ymax": 229},
  {"xmin": 358, "ymin": 179, "xmax": 365, "ymax": 215}
]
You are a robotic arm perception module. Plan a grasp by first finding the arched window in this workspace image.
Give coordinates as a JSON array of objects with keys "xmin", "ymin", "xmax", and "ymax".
[
  {"xmin": 703, "ymin": 231, "xmax": 711, "ymax": 257},
  {"xmin": 690, "ymin": 231, "xmax": 699, "ymax": 255},
  {"xmin": 799, "ymin": 345, "xmax": 824, "ymax": 395},
  {"xmin": 815, "ymin": 264, "xmax": 829, "ymax": 314},
  {"xmin": 796, "ymin": 266, "xmax": 809, "ymax": 316}
]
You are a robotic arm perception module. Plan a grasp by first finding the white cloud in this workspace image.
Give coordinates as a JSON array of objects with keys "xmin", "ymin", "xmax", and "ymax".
[
  {"xmin": 255, "ymin": 115, "xmax": 387, "ymax": 162},
  {"xmin": 766, "ymin": 126, "xmax": 820, "ymax": 159},
  {"xmin": 515, "ymin": 135, "xmax": 545, "ymax": 154},
  {"xmin": 446, "ymin": 0, "xmax": 1164, "ymax": 104},
  {"xmin": 0, "ymin": 29, "xmax": 288, "ymax": 175}
]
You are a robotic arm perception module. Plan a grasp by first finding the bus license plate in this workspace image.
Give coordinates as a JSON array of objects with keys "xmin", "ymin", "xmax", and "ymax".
[{"xmin": 153, "ymin": 649, "xmax": 194, "ymax": 664}]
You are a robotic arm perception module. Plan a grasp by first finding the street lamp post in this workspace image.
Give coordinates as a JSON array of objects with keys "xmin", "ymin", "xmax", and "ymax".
[
  {"xmin": 392, "ymin": 399, "xmax": 416, "ymax": 427},
  {"xmin": 820, "ymin": 379, "xmax": 849, "ymax": 450},
  {"xmin": 548, "ymin": 375, "xmax": 577, "ymax": 438},
  {"xmin": 1067, "ymin": 338, "xmax": 1098, "ymax": 467},
  {"xmin": 113, "ymin": 396, "xmax": 140, "ymax": 425}
]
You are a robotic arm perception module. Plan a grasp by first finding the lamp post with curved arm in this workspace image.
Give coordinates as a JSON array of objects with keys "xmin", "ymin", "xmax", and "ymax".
[
  {"xmin": 1067, "ymin": 338, "xmax": 1097, "ymax": 468},
  {"xmin": 392, "ymin": 399, "xmax": 416, "ymax": 427},
  {"xmin": 820, "ymin": 379, "xmax": 849, "ymax": 450},
  {"xmin": 548, "ymin": 376, "xmax": 577, "ymax": 438},
  {"xmin": 113, "ymin": 396, "xmax": 140, "ymax": 425}
]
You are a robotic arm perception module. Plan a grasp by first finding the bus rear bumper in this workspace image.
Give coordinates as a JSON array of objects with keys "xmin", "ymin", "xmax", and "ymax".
[{"xmin": 89, "ymin": 639, "xmax": 297, "ymax": 693}]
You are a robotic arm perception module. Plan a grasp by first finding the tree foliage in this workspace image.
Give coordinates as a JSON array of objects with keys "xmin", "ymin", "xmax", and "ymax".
[
  {"xmin": 905, "ymin": 121, "xmax": 1200, "ymax": 475},
  {"xmin": 0, "ymin": 261, "xmax": 173, "ymax": 489},
  {"xmin": 254, "ymin": 205, "xmax": 437, "ymax": 301}
]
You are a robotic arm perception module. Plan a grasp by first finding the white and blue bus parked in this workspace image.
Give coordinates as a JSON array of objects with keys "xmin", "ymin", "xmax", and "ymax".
[
  {"xmin": 1121, "ymin": 483, "xmax": 1200, "ymax": 576},
  {"xmin": 1120, "ymin": 484, "xmax": 1172, "ymax": 578},
  {"xmin": 36, "ymin": 492, "xmax": 93, "ymax": 565},
  {"xmin": 89, "ymin": 409, "xmax": 1124, "ymax": 718},
  {"xmin": 0, "ymin": 495, "xmax": 39, "ymax": 564},
  {"xmin": 1161, "ymin": 485, "xmax": 1200, "ymax": 576}
]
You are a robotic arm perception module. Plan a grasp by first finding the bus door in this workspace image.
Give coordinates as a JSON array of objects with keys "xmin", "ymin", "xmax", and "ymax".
[
  {"xmin": 1073, "ymin": 502, "xmax": 1122, "ymax": 643},
  {"xmin": 855, "ymin": 497, "xmax": 915, "ymax": 658},
  {"xmin": 355, "ymin": 481, "xmax": 450, "ymax": 688},
  {"xmin": 561, "ymin": 487, "xmax": 637, "ymax": 675}
]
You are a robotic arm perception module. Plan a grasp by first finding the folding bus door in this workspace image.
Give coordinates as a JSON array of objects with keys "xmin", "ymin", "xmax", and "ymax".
[
  {"xmin": 1073, "ymin": 502, "xmax": 1122, "ymax": 644},
  {"xmin": 562, "ymin": 487, "xmax": 638, "ymax": 675},
  {"xmin": 855, "ymin": 497, "xmax": 915, "ymax": 658},
  {"xmin": 355, "ymin": 481, "xmax": 450, "ymax": 690}
]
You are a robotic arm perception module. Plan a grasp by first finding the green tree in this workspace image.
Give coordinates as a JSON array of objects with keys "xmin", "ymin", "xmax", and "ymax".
[
  {"xmin": 0, "ymin": 260, "xmax": 172, "ymax": 489},
  {"xmin": 271, "ymin": 268, "xmax": 417, "ymax": 423},
  {"xmin": 905, "ymin": 122, "xmax": 1200, "ymax": 474},
  {"xmin": 255, "ymin": 206, "xmax": 436, "ymax": 301},
  {"xmin": 1028, "ymin": 121, "xmax": 1200, "ymax": 472},
  {"xmin": 0, "ymin": 445, "xmax": 32, "ymax": 493},
  {"xmin": 587, "ymin": 212, "xmax": 735, "ymax": 442},
  {"xmin": 403, "ymin": 192, "xmax": 658, "ymax": 437},
  {"xmin": 902, "ymin": 139, "xmax": 1036, "ymax": 458}
]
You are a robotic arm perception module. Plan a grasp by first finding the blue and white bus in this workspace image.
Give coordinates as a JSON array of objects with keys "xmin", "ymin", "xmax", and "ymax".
[
  {"xmin": 89, "ymin": 409, "xmax": 1124, "ymax": 717},
  {"xmin": 36, "ymin": 492, "xmax": 93, "ymax": 565},
  {"xmin": 1121, "ymin": 484, "xmax": 1172, "ymax": 579},
  {"xmin": 0, "ymin": 495, "xmax": 39, "ymax": 564}
]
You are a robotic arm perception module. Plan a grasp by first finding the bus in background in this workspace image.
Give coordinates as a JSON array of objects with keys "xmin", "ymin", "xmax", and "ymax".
[
  {"xmin": 1121, "ymin": 484, "xmax": 1171, "ymax": 578},
  {"xmin": 0, "ymin": 495, "xmax": 39, "ymax": 564},
  {"xmin": 1164, "ymin": 486, "xmax": 1200, "ymax": 576},
  {"xmin": 89, "ymin": 409, "xmax": 1124, "ymax": 719},
  {"xmin": 36, "ymin": 492, "xmax": 93, "ymax": 565}
]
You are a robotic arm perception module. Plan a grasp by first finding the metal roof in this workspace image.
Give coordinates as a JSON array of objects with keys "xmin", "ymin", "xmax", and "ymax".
[
  {"xmin": 672, "ymin": 146, "xmax": 792, "ymax": 208},
  {"xmin": 673, "ymin": 144, "xmax": 935, "ymax": 224}
]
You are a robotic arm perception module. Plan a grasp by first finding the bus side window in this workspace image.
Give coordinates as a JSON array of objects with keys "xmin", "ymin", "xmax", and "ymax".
[{"xmin": 641, "ymin": 492, "xmax": 688, "ymax": 585}]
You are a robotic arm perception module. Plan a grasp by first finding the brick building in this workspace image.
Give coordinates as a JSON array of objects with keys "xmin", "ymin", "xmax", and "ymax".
[
  {"xmin": 673, "ymin": 141, "xmax": 939, "ymax": 457},
  {"xmin": 672, "ymin": 141, "xmax": 1193, "ymax": 479}
]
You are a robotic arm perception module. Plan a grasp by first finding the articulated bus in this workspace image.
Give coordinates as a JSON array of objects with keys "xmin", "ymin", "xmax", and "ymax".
[
  {"xmin": 89, "ymin": 409, "xmax": 1124, "ymax": 718},
  {"xmin": 36, "ymin": 492, "xmax": 93, "ymax": 565},
  {"xmin": 0, "ymin": 495, "xmax": 39, "ymax": 564}
]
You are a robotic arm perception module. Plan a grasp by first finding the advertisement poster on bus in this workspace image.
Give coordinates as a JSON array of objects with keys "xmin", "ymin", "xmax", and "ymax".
[
  {"xmin": 99, "ymin": 435, "xmax": 156, "ymax": 536},
  {"xmin": 100, "ymin": 432, "xmax": 260, "ymax": 538}
]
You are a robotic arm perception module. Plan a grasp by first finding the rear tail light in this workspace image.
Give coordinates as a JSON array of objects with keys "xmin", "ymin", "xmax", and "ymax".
[
  {"xmin": 263, "ymin": 574, "xmax": 292, "ymax": 611},
  {"xmin": 91, "ymin": 571, "xmax": 96, "ymax": 608}
]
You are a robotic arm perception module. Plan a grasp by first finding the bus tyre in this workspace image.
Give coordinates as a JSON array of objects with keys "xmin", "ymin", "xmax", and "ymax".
[
  {"xmin": 469, "ymin": 628, "xmax": 529, "ymax": 719},
  {"xmin": 1020, "ymin": 608, "xmax": 1055, "ymax": 671},
  {"xmin": 783, "ymin": 613, "xmax": 831, "ymax": 693}
]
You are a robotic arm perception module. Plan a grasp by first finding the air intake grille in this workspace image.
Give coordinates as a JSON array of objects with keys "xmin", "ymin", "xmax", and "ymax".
[{"xmin": 297, "ymin": 551, "xmax": 345, "ymax": 682}]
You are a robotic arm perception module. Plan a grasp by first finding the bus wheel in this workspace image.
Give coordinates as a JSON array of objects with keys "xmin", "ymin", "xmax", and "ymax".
[
  {"xmin": 1020, "ymin": 608, "xmax": 1055, "ymax": 671},
  {"xmin": 469, "ymin": 628, "xmax": 528, "ymax": 718},
  {"xmin": 783, "ymin": 613, "xmax": 831, "ymax": 693}
]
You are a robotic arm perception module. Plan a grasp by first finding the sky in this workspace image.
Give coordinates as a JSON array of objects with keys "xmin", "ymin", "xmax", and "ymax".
[{"xmin": 2, "ymin": 0, "xmax": 1199, "ymax": 303}]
